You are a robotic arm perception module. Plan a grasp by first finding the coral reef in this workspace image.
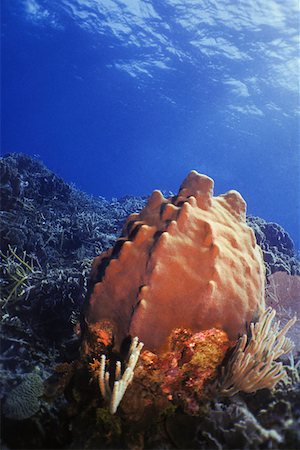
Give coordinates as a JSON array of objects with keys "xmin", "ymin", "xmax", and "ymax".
[
  {"xmin": 0, "ymin": 153, "xmax": 146, "ymax": 266},
  {"xmin": 1, "ymin": 153, "xmax": 299, "ymax": 450},
  {"xmin": 85, "ymin": 170, "xmax": 266, "ymax": 352},
  {"xmin": 247, "ymin": 216, "xmax": 300, "ymax": 275},
  {"xmin": 0, "ymin": 153, "xmax": 146, "ymax": 445},
  {"xmin": 194, "ymin": 398, "xmax": 284, "ymax": 449},
  {"xmin": 0, "ymin": 152, "xmax": 146, "ymax": 342}
]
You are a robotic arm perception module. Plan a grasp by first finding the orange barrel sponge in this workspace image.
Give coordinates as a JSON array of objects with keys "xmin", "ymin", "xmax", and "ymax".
[{"xmin": 84, "ymin": 170, "xmax": 265, "ymax": 353}]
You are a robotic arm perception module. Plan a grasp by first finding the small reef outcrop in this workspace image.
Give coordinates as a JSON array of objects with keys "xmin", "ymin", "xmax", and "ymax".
[{"xmin": 247, "ymin": 216, "xmax": 300, "ymax": 276}]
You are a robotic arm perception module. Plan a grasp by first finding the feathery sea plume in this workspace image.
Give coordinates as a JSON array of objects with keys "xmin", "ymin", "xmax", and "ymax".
[{"xmin": 220, "ymin": 307, "xmax": 296, "ymax": 395}]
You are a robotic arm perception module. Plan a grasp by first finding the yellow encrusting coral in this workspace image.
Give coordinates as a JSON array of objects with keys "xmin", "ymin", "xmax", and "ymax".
[
  {"xmin": 121, "ymin": 327, "xmax": 232, "ymax": 415},
  {"xmin": 159, "ymin": 328, "xmax": 232, "ymax": 412}
]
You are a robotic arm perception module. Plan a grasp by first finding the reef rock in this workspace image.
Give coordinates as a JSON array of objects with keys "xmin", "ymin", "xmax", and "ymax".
[
  {"xmin": 247, "ymin": 216, "xmax": 300, "ymax": 275},
  {"xmin": 84, "ymin": 171, "xmax": 265, "ymax": 352}
]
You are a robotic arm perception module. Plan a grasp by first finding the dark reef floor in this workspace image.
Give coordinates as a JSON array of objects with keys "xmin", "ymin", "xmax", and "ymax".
[{"xmin": 0, "ymin": 153, "xmax": 299, "ymax": 450}]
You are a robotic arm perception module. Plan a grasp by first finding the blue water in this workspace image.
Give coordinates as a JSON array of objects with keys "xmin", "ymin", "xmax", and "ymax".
[{"xmin": 1, "ymin": 0, "xmax": 299, "ymax": 249}]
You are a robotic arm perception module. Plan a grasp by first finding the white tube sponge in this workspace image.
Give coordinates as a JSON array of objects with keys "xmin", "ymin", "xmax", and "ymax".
[{"xmin": 98, "ymin": 337, "xmax": 144, "ymax": 414}]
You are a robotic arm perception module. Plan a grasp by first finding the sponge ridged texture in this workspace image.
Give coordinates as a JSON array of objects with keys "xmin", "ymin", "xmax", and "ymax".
[{"xmin": 86, "ymin": 171, "xmax": 265, "ymax": 352}]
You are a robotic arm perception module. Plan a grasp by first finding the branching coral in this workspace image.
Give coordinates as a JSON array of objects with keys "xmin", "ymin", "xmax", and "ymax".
[
  {"xmin": 0, "ymin": 244, "xmax": 42, "ymax": 309},
  {"xmin": 97, "ymin": 337, "xmax": 144, "ymax": 414},
  {"xmin": 220, "ymin": 307, "xmax": 296, "ymax": 396},
  {"xmin": 284, "ymin": 353, "xmax": 300, "ymax": 385}
]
